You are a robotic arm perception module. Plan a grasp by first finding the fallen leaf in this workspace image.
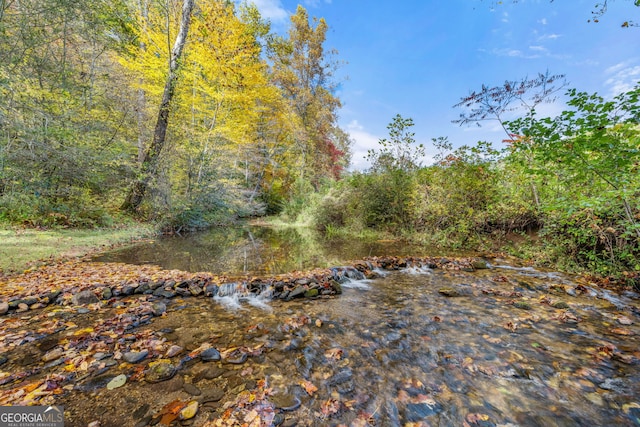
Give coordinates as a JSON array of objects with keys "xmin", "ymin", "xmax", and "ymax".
[{"xmin": 299, "ymin": 380, "xmax": 318, "ymax": 396}]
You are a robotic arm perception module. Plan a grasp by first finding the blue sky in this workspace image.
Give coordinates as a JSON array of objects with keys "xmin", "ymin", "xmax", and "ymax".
[{"xmin": 248, "ymin": 0, "xmax": 640, "ymax": 169}]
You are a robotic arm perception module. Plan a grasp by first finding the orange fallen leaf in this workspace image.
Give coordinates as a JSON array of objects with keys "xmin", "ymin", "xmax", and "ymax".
[{"xmin": 299, "ymin": 380, "xmax": 318, "ymax": 396}]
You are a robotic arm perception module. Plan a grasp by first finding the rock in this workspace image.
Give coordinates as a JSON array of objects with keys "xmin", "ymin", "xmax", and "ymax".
[
  {"xmin": 200, "ymin": 348, "xmax": 221, "ymax": 362},
  {"xmin": 135, "ymin": 283, "xmax": 150, "ymax": 294},
  {"xmin": 145, "ymin": 359, "xmax": 177, "ymax": 383},
  {"xmin": 72, "ymin": 290, "xmax": 99, "ymax": 306},
  {"xmin": 202, "ymin": 367, "xmax": 225, "ymax": 380},
  {"xmin": 166, "ymin": 345, "xmax": 183, "ymax": 358},
  {"xmin": 271, "ymin": 393, "xmax": 301, "ymax": 411},
  {"xmin": 204, "ymin": 284, "xmax": 218, "ymax": 297},
  {"xmin": 77, "ymin": 308, "xmax": 90, "ymax": 314},
  {"xmin": 405, "ymin": 401, "xmax": 442, "ymax": 421},
  {"xmin": 30, "ymin": 303, "xmax": 44, "ymax": 310},
  {"xmin": 0, "ymin": 354, "xmax": 8, "ymax": 366},
  {"xmin": 0, "ymin": 302, "xmax": 8, "ymax": 315},
  {"xmin": 438, "ymin": 288, "xmax": 460, "ymax": 297},
  {"xmin": 101, "ymin": 288, "xmax": 113, "ymax": 300},
  {"xmin": 179, "ymin": 401, "xmax": 199, "ymax": 420},
  {"xmin": 123, "ymin": 350, "xmax": 148, "ymax": 364},
  {"xmin": 188, "ymin": 284, "xmax": 203, "ymax": 296},
  {"xmin": 328, "ymin": 368, "xmax": 353, "ymax": 386},
  {"xmin": 552, "ymin": 301, "xmax": 569, "ymax": 309},
  {"xmin": 121, "ymin": 285, "xmax": 136, "ymax": 296},
  {"xmin": 8, "ymin": 299, "xmax": 24, "ymax": 309},
  {"xmin": 288, "ymin": 286, "xmax": 306, "ymax": 299},
  {"xmin": 16, "ymin": 303, "xmax": 29, "ymax": 312},
  {"xmin": 514, "ymin": 301, "xmax": 532, "ymax": 310},
  {"xmin": 200, "ymin": 389, "xmax": 225, "ymax": 403},
  {"xmin": 304, "ymin": 289, "xmax": 319, "ymax": 298},
  {"xmin": 153, "ymin": 288, "xmax": 176, "ymax": 298},
  {"xmin": 329, "ymin": 280, "xmax": 342, "ymax": 295},
  {"xmin": 471, "ymin": 260, "xmax": 490, "ymax": 270},
  {"xmin": 225, "ymin": 352, "xmax": 247, "ymax": 365},
  {"xmin": 106, "ymin": 374, "xmax": 127, "ymax": 390},
  {"xmin": 183, "ymin": 383, "xmax": 202, "ymax": 396},
  {"xmin": 151, "ymin": 302, "xmax": 167, "ymax": 317},
  {"xmin": 42, "ymin": 347, "xmax": 64, "ymax": 362}
]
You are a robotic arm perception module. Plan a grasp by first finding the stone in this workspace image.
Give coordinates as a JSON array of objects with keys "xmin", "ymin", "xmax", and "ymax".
[
  {"xmin": 552, "ymin": 301, "xmax": 569, "ymax": 309},
  {"xmin": 471, "ymin": 260, "xmax": 490, "ymax": 269},
  {"xmin": 271, "ymin": 393, "xmax": 301, "ymax": 411},
  {"xmin": 106, "ymin": 374, "xmax": 127, "ymax": 390},
  {"xmin": 405, "ymin": 402, "xmax": 442, "ymax": 421},
  {"xmin": 188, "ymin": 284, "xmax": 203, "ymax": 296},
  {"xmin": 101, "ymin": 288, "xmax": 113, "ymax": 300},
  {"xmin": 42, "ymin": 347, "xmax": 64, "ymax": 362},
  {"xmin": 304, "ymin": 289, "xmax": 319, "ymax": 298},
  {"xmin": 0, "ymin": 302, "xmax": 8, "ymax": 315},
  {"xmin": 200, "ymin": 389, "xmax": 225, "ymax": 403},
  {"xmin": 288, "ymin": 286, "xmax": 306, "ymax": 299},
  {"xmin": 204, "ymin": 284, "xmax": 218, "ymax": 297},
  {"xmin": 121, "ymin": 285, "xmax": 136, "ymax": 296},
  {"xmin": 179, "ymin": 401, "xmax": 198, "ymax": 420},
  {"xmin": 438, "ymin": 288, "xmax": 460, "ymax": 297},
  {"xmin": 16, "ymin": 303, "xmax": 29, "ymax": 312},
  {"xmin": 145, "ymin": 359, "xmax": 177, "ymax": 383},
  {"xmin": 328, "ymin": 368, "xmax": 353, "ymax": 386},
  {"xmin": 152, "ymin": 302, "xmax": 167, "ymax": 317},
  {"xmin": 166, "ymin": 345, "xmax": 183, "ymax": 358},
  {"xmin": 0, "ymin": 354, "xmax": 8, "ymax": 366},
  {"xmin": 183, "ymin": 383, "xmax": 202, "ymax": 396},
  {"xmin": 514, "ymin": 301, "xmax": 532, "ymax": 310},
  {"xmin": 72, "ymin": 290, "xmax": 99, "ymax": 306},
  {"xmin": 329, "ymin": 280, "xmax": 342, "ymax": 295},
  {"xmin": 123, "ymin": 350, "xmax": 148, "ymax": 364},
  {"xmin": 225, "ymin": 352, "xmax": 247, "ymax": 365},
  {"xmin": 200, "ymin": 348, "xmax": 221, "ymax": 362}
]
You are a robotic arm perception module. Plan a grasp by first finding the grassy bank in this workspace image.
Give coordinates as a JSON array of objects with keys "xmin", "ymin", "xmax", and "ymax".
[{"xmin": 0, "ymin": 224, "xmax": 157, "ymax": 274}]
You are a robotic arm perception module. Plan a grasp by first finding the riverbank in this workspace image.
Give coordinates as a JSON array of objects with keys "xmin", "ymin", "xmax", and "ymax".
[{"xmin": 0, "ymin": 224, "xmax": 157, "ymax": 274}]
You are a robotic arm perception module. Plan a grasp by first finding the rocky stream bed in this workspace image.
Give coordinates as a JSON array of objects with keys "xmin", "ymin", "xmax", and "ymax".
[{"xmin": 1, "ymin": 256, "xmax": 639, "ymax": 426}]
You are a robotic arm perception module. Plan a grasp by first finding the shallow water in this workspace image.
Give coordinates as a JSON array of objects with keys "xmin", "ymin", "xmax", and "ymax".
[
  {"xmin": 6, "ymin": 227, "xmax": 640, "ymax": 426},
  {"xmin": 92, "ymin": 226, "xmax": 464, "ymax": 276},
  {"xmin": 59, "ymin": 261, "xmax": 640, "ymax": 426}
]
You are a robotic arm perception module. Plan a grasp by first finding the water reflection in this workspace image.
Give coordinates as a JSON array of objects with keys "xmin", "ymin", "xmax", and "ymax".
[{"xmin": 93, "ymin": 226, "xmax": 462, "ymax": 276}]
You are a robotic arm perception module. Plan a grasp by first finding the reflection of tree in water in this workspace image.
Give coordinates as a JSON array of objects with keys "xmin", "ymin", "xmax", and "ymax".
[{"xmin": 94, "ymin": 226, "xmax": 457, "ymax": 275}]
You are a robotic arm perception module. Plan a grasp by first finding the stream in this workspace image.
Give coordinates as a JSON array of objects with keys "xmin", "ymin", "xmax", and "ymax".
[{"xmin": 2, "ymin": 226, "xmax": 640, "ymax": 426}]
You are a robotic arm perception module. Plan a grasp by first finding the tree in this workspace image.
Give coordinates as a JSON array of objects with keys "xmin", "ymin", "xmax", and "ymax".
[
  {"xmin": 366, "ymin": 114, "xmax": 425, "ymax": 172},
  {"xmin": 268, "ymin": 5, "xmax": 349, "ymax": 188},
  {"xmin": 507, "ymin": 85, "xmax": 640, "ymax": 238},
  {"xmin": 488, "ymin": 0, "xmax": 640, "ymax": 27},
  {"xmin": 453, "ymin": 71, "xmax": 567, "ymax": 208},
  {"xmin": 122, "ymin": 0, "xmax": 195, "ymax": 213}
]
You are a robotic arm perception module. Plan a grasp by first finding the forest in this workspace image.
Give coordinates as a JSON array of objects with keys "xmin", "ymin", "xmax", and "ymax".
[{"xmin": 1, "ymin": 0, "xmax": 639, "ymax": 281}]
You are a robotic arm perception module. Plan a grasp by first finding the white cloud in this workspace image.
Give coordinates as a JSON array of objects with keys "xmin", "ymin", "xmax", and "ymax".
[
  {"xmin": 245, "ymin": 0, "xmax": 288, "ymax": 23},
  {"xmin": 485, "ymin": 48, "xmax": 541, "ymax": 59},
  {"xmin": 604, "ymin": 61, "xmax": 640, "ymax": 96},
  {"xmin": 538, "ymin": 18, "xmax": 548, "ymax": 25},
  {"xmin": 529, "ymin": 45, "xmax": 547, "ymax": 52},
  {"xmin": 346, "ymin": 120, "xmax": 380, "ymax": 171},
  {"xmin": 538, "ymin": 33, "xmax": 561, "ymax": 41}
]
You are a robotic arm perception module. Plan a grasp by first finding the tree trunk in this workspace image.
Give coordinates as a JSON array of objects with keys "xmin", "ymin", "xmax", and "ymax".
[{"xmin": 122, "ymin": 0, "xmax": 195, "ymax": 213}]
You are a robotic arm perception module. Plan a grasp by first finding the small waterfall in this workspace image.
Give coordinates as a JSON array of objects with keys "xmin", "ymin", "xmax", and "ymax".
[
  {"xmin": 330, "ymin": 266, "xmax": 370, "ymax": 289},
  {"xmin": 214, "ymin": 282, "xmax": 273, "ymax": 311}
]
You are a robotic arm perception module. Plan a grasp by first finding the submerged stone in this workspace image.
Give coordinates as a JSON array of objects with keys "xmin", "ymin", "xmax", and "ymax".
[
  {"xmin": 123, "ymin": 350, "xmax": 148, "ymax": 364},
  {"xmin": 145, "ymin": 359, "xmax": 177, "ymax": 383},
  {"xmin": 271, "ymin": 393, "xmax": 301, "ymax": 411},
  {"xmin": 200, "ymin": 348, "xmax": 221, "ymax": 362}
]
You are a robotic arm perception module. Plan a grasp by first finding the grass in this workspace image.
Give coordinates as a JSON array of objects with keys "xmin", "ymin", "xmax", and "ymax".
[{"xmin": 0, "ymin": 224, "xmax": 157, "ymax": 274}]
